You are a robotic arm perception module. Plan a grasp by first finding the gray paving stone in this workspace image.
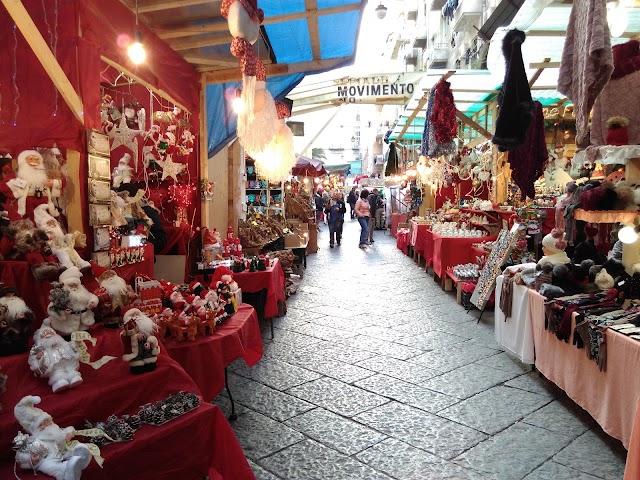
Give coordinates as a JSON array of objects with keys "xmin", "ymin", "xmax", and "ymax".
[
  {"xmin": 354, "ymin": 373, "xmax": 458, "ymax": 413},
  {"xmin": 357, "ymin": 438, "xmax": 487, "ymax": 480},
  {"xmin": 454, "ymin": 422, "xmax": 573, "ymax": 479},
  {"xmin": 355, "ymin": 355, "xmax": 439, "ymax": 384},
  {"xmin": 258, "ymin": 439, "xmax": 393, "ymax": 480},
  {"xmin": 309, "ymin": 342, "xmax": 379, "ymax": 364},
  {"xmin": 522, "ymin": 398, "xmax": 597, "ymax": 438},
  {"xmin": 287, "ymin": 322, "xmax": 359, "ymax": 341},
  {"xmin": 248, "ymin": 459, "xmax": 282, "ymax": 480},
  {"xmin": 353, "ymin": 401, "xmax": 487, "ymax": 460},
  {"xmin": 553, "ymin": 429, "xmax": 627, "ymax": 479},
  {"xmin": 438, "ymin": 385, "xmax": 551, "ymax": 435},
  {"xmin": 286, "ymin": 377, "xmax": 389, "ymax": 417},
  {"xmin": 232, "ymin": 358, "xmax": 322, "ymax": 391},
  {"xmin": 284, "ymin": 408, "xmax": 387, "ymax": 455},
  {"xmin": 227, "ymin": 374, "xmax": 315, "ymax": 421},
  {"xmin": 306, "ymin": 315, "xmax": 375, "ymax": 332},
  {"xmin": 476, "ymin": 351, "xmax": 532, "ymax": 374},
  {"xmin": 505, "ymin": 372, "xmax": 564, "ymax": 399},
  {"xmin": 231, "ymin": 411, "xmax": 304, "ymax": 460},
  {"xmin": 356, "ymin": 325, "xmax": 409, "ymax": 340},
  {"xmin": 336, "ymin": 335, "xmax": 424, "ymax": 360},
  {"xmin": 523, "ymin": 461, "xmax": 600, "ymax": 480},
  {"xmin": 422, "ymin": 363, "xmax": 519, "ymax": 399},
  {"xmin": 408, "ymin": 341, "xmax": 500, "ymax": 373},
  {"xmin": 394, "ymin": 330, "xmax": 470, "ymax": 350},
  {"xmin": 283, "ymin": 350, "xmax": 375, "ymax": 383},
  {"xmin": 270, "ymin": 329, "xmax": 325, "ymax": 349},
  {"xmin": 212, "ymin": 393, "xmax": 247, "ymax": 418}
]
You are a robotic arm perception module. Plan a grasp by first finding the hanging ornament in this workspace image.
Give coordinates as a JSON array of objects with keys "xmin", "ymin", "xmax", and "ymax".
[
  {"xmin": 157, "ymin": 155, "xmax": 186, "ymax": 182},
  {"xmin": 169, "ymin": 184, "xmax": 196, "ymax": 227},
  {"xmin": 109, "ymin": 118, "xmax": 144, "ymax": 170}
]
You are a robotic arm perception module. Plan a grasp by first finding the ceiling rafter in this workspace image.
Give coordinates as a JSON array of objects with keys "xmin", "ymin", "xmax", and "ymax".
[
  {"xmin": 169, "ymin": 33, "xmax": 233, "ymax": 50},
  {"xmin": 305, "ymin": 0, "xmax": 321, "ymax": 60},
  {"xmin": 124, "ymin": 0, "xmax": 217, "ymax": 14}
]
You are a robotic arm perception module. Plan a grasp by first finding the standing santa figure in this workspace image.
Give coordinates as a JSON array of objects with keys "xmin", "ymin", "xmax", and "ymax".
[
  {"xmin": 112, "ymin": 153, "xmax": 133, "ymax": 188},
  {"xmin": 47, "ymin": 268, "xmax": 99, "ymax": 336},
  {"xmin": 1, "ymin": 150, "xmax": 64, "ymax": 219},
  {"xmin": 94, "ymin": 270, "xmax": 137, "ymax": 328},
  {"xmin": 13, "ymin": 395, "xmax": 92, "ymax": 480},
  {"xmin": 120, "ymin": 308, "xmax": 160, "ymax": 374},
  {"xmin": 28, "ymin": 324, "xmax": 83, "ymax": 392}
]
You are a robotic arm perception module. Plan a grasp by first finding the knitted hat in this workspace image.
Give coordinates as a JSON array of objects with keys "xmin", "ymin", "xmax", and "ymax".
[
  {"xmin": 612, "ymin": 40, "xmax": 640, "ymax": 79},
  {"xmin": 542, "ymin": 228, "xmax": 567, "ymax": 254},
  {"xmin": 595, "ymin": 269, "xmax": 615, "ymax": 290},
  {"xmin": 275, "ymin": 100, "xmax": 292, "ymax": 120},
  {"xmin": 221, "ymin": 0, "xmax": 264, "ymax": 23},
  {"xmin": 14, "ymin": 396, "xmax": 51, "ymax": 433}
]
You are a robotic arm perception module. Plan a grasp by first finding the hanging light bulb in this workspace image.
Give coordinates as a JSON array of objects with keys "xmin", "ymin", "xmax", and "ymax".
[
  {"xmin": 232, "ymin": 89, "xmax": 245, "ymax": 113},
  {"xmin": 618, "ymin": 225, "xmax": 639, "ymax": 244},
  {"xmin": 607, "ymin": 1, "xmax": 628, "ymax": 38},
  {"xmin": 128, "ymin": 0, "xmax": 146, "ymax": 64}
]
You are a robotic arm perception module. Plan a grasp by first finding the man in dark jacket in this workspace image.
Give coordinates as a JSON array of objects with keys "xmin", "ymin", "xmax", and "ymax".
[
  {"xmin": 366, "ymin": 188, "xmax": 379, "ymax": 243},
  {"xmin": 324, "ymin": 191, "xmax": 346, "ymax": 248},
  {"xmin": 346, "ymin": 187, "xmax": 357, "ymax": 219}
]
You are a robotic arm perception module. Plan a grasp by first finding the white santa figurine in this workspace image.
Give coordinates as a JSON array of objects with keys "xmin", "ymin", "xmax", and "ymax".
[
  {"xmin": 120, "ymin": 308, "xmax": 160, "ymax": 374},
  {"xmin": 94, "ymin": 269, "xmax": 137, "ymax": 328},
  {"xmin": 34, "ymin": 204, "xmax": 92, "ymax": 272},
  {"xmin": 112, "ymin": 153, "xmax": 133, "ymax": 188},
  {"xmin": 28, "ymin": 323, "xmax": 82, "ymax": 392},
  {"xmin": 5, "ymin": 150, "xmax": 64, "ymax": 218},
  {"xmin": 47, "ymin": 267, "xmax": 99, "ymax": 336},
  {"xmin": 13, "ymin": 396, "xmax": 92, "ymax": 480}
]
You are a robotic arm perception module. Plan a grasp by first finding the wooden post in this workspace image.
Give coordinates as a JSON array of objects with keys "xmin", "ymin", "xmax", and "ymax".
[
  {"xmin": 199, "ymin": 74, "xmax": 209, "ymax": 231},
  {"xmin": 2, "ymin": 0, "xmax": 84, "ymax": 124},
  {"xmin": 227, "ymin": 141, "xmax": 242, "ymax": 235},
  {"xmin": 65, "ymin": 149, "xmax": 84, "ymax": 234}
]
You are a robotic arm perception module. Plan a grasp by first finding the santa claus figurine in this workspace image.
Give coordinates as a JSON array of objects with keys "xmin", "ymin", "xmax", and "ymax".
[
  {"xmin": 34, "ymin": 204, "xmax": 92, "ymax": 273},
  {"xmin": 1, "ymin": 150, "xmax": 64, "ymax": 219},
  {"xmin": 0, "ymin": 284, "xmax": 34, "ymax": 356},
  {"xmin": 94, "ymin": 270, "xmax": 138, "ymax": 329},
  {"xmin": 121, "ymin": 308, "xmax": 160, "ymax": 374},
  {"xmin": 142, "ymin": 124, "xmax": 161, "ymax": 166},
  {"xmin": 112, "ymin": 153, "xmax": 133, "ymax": 188},
  {"xmin": 13, "ymin": 396, "xmax": 92, "ymax": 479},
  {"xmin": 165, "ymin": 286, "xmax": 187, "ymax": 311},
  {"xmin": 47, "ymin": 268, "xmax": 99, "ymax": 336},
  {"xmin": 28, "ymin": 323, "xmax": 83, "ymax": 392}
]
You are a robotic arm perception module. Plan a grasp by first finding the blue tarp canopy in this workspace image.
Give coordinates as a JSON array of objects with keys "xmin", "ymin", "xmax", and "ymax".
[{"xmin": 205, "ymin": 0, "xmax": 363, "ymax": 156}]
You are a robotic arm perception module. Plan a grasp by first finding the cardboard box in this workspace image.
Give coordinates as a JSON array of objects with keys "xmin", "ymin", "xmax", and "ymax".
[
  {"xmin": 284, "ymin": 234, "xmax": 304, "ymax": 248},
  {"xmin": 307, "ymin": 227, "xmax": 318, "ymax": 254},
  {"xmin": 296, "ymin": 223, "xmax": 309, "ymax": 232}
]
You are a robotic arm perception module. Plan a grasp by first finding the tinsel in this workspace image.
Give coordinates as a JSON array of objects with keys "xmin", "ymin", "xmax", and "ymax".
[{"xmin": 431, "ymin": 79, "xmax": 458, "ymax": 144}]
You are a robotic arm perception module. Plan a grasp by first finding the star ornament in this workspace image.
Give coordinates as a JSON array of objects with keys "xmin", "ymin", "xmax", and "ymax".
[
  {"xmin": 158, "ymin": 155, "xmax": 186, "ymax": 182},
  {"xmin": 109, "ymin": 118, "xmax": 144, "ymax": 171}
]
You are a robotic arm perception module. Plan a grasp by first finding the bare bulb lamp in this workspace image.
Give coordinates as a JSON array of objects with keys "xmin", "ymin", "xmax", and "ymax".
[{"xmin": 375, "ymin": 2, "xmax": 387, "ymax": 19}]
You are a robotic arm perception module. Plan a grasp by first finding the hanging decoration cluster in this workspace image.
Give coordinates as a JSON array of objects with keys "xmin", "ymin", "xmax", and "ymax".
[
  {"xmin": 169, "ymin": 184, "xmax": 196, "ymax": 209},
  {"xmin": 222, "ymin": 0, "xmax": 296, "ymax": 180}
]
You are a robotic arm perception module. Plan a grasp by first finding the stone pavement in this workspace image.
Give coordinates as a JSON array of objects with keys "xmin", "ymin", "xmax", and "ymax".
[{"xmin": 215, "ymin": 218, "xmax": 627, "ymax": 479}]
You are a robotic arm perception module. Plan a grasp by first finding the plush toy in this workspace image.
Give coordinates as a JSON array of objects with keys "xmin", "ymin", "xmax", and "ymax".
[
  {"xmin": 47, "ymin": 268, "xmax": 99, "ymax": 336},
  {"xmin": 0, "ymin": 284, "xmax": 34, "ymax": 356},
  {"xmin": 34, "ymin": 204, "xmax": 92, "ymax": 272},
  {"xmin": 28, "ymin": 324, "xmax": 82, "ymax": 392},
  {"xmin": 3, "ymin": 150, "xmax": 64, "ymax": 217},
  {"xmin": 121, "ymin": 308, "xmax": 160, "ymax": 374},
  {"xmin": 2, "ymin": 219, "xmax": 64, "ymax": 281},
  {"xmin": 112, "ymin": 153, "xmax": 133, "ymax": 188},
  {"xmin": 606, "ymin": 116, "xmax": 630, "ymax": 146},
  {"xmin": 94, "ymin": 270, "xmax": 138, "ymax": 328},
  {"xmin": 13, "ymin": 396, "xmax": 92, "ymax": 480}
]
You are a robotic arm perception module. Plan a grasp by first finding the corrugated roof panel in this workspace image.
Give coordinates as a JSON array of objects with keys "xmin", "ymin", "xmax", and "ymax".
[{"xmin": 261, "ymin": 0, "xmax": 306, "ymax": 17}]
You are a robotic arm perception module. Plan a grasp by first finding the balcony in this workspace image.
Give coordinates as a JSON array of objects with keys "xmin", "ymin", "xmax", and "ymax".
[
  {"xmin": 426, "ymin": 43, "xmax": 451, "ymax": 69},
  {"xmin": 452, "ymin": 0, "xmax": 483, "ymax": 32}
]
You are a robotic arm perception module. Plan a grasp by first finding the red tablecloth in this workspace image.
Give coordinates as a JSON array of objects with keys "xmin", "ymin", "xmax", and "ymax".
[
  {"xmin": 159, "ymin": 225, "xmax": 190, "ymax": 255},
  {"xmin": 409, "ymin": 221, "xmax": 429, "ymax": 255},
  {"xmin": 396, "ymin": 230, "xmax": 409, "ymax": 255},
  {"xmin": 391, "ymin": 213, "xmax": 404, "ymax": 238},
  {"xmin": 0, "ymin": 325, "xmax": 254, "ymax": 479},
  {"xmin": 163, "ymin": 304, "xmax": 263, "ymax": 401},
  {"xmin": 232, "ymin": 259, "xmax": 285, "ymax": 319},
  {"xmin": 112, "ymin": 243, "xmax": 155, "ymax": 283},
  {"xmin": 431, "ymin": 233, "xmax": 498, "ymax": 280}
]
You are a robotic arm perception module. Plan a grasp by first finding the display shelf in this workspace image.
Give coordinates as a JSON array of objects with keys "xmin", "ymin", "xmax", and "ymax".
[
  {"xmin": 573, "ymin": 145, "xmax": 640, "ymax": 166},
  {"xmin": 574, "ymin": 209, "xmax": 639, "ymax": 223}
]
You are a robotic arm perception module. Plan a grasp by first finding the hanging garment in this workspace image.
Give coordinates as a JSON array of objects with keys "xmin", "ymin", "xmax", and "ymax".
[
  {"xmin": 492, "ymin": 30, "xmax": 536, "ymax": 152},
  {"xmin": 384, "ymin": 142, "xmax": 398, "ymax": 177},
  {"xmin": 507, "ymin": 101, "xmax": 547, "ymax": 199},
  {"xmin": 421, "ymin": 88, "xmax": 437, "ymax": 156},
  {"xmin": 557, "ymin": 0, "xmax": 613, "ymax": 147}
]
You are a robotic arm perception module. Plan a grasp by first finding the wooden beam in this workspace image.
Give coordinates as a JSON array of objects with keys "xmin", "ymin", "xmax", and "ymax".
[
  {"xmin": 169, "ymin": 34, "xmax": 233, "ymax": 51},
  {"xmin": 529, "ymin": 58, "xmax": 550, "ymax": 87},
  {"xmin": 300, "ymin": 104, "xmax": 344, "ymax": 156},
  {"xmin": 184, "ymin": 55, "xmax": 238, "ymax": 67},
  {"xmin": 2, "ymin": 0, "xmax": 84, "ymax": 124},
  {"xmin": 529, "ymin": 61, "xmax": 560, "ymax": 69},
  {"xmin": 205, "ymin": 56, "xmax": 351, "ymax": 84},
  {"xmin": 456, "ymin": 109, "xmax": 492, "ymax": 140},
  {"xmin": 291, "ymin": 103, "xmax": 338, "ymax": 117},
  {"xmin": 199, "ymin": 73, "xmax": 209, "ymax": 230},
  {"xmin": 134, "ymin": 0, "xmax": 216, "ymax": 13},
  {"xmin": 156, "ymin": 3, "xmax": 362, "ymax": 39},
  {"xmin": 305, "ymin": 0, "xmax": 321, "ymax": 60},
  {"xmin": 100, "ymin": 56, "xmax": 191, "ymax": 114}
]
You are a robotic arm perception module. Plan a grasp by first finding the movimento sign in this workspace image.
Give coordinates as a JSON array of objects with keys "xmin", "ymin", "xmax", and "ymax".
[{"xmin": 334, "ymin": 72, "xmax": 424, "ymax": 104}]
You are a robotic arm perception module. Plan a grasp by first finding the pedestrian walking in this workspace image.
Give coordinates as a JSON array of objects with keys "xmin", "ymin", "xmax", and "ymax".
[
  {"xmin": 321, "ymin": 189, "xmax": 331, "ymax": 224},
  {"xmin": 314, "ymin": 188, "xmax": 324, "ymax": 230},
  {"xmin": 355, "ymin": 189, "xmax": 371, "ymax": 249},
  {"xmin": 367, "ymin": 188, "xmax": 380, "ymax": 243},
  {"xmin": 347, "ymin": 186, "xmax": 357, "ymax": 219},
  {"xmin": 324, "ymin": 191, "xmax": 346, "ymax": 248}
]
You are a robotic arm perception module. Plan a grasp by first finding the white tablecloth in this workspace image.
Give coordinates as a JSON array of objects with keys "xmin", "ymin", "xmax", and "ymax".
[{"xmin": 494, "ymin": 275, "xmax": 535, "ymax": 364}]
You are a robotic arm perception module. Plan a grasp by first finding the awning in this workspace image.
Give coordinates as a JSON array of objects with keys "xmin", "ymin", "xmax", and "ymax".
[{"xmin": 292, "ymin": 156, "xmax": 328, "ymax": 177}]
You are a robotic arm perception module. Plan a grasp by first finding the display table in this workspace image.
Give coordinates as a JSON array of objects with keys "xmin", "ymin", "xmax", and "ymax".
[
  {"xmin": 431, "ymin": 233, "xmax": 497, "ymax": 285},
  {"xmin": 391, "ymin": 213, "xmax": 404, "ymax": 238},
  {"xmin": 494, "ymin": 276, "xmax": 535, "ymax": 364},
  {"xmin": 232, "ymin": 258, "xmax": 285, "ymax": 320},
  {"xmin": 529, "ymin": 291, "xmax": 640, "ymax": 451},
  {"xmin": 113, "ymin": 243, "xmax": 155, "ymax": 283},
  {"xmin": 163, "ymin": 304, "xmax": 263, "ymax": 401},
  {"xmin": 0, "ymin": 325, "xmax": 253, "ymax": 479},
  {"xmin": 409, "ymin": 221, "xmax": 430, "ymax": 264},
  {"xmin": 396, "ymin": 229, "xmax": 409, "ymax": 255}
]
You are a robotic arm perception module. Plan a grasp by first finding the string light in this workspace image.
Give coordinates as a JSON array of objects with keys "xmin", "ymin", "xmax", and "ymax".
[
  {"xmin": 168, "ymin": 184, "xmax": 197, "ymax": 208},
  {"xmin": 12, "ymin": 25, "xmax": 19, "ymax": 127}
]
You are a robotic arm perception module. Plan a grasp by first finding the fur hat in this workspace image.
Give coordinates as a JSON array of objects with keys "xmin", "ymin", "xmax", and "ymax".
[
  {"xmin": 14, "ymin": 396, "xmax": 51, "ymax": 433},
  {"xmin": 0, "ymin": 282, "xmax": 19, "ymax": 298},
  {"xmin": 542, "ymin": 228, "xmax": 567, "ymax": 254},
  {"xmin": 595, "ymin": 269, "xmax": 615, "ymax": 290},
  {"xmin": 614, "ymin": 184, "xmax": 637, "ymax": 210}
]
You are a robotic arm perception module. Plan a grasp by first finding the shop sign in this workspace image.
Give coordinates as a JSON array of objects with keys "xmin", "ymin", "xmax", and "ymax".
[{"xmin": 334, "ymin": 72, "xmax": 424, "ymax": 104}]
